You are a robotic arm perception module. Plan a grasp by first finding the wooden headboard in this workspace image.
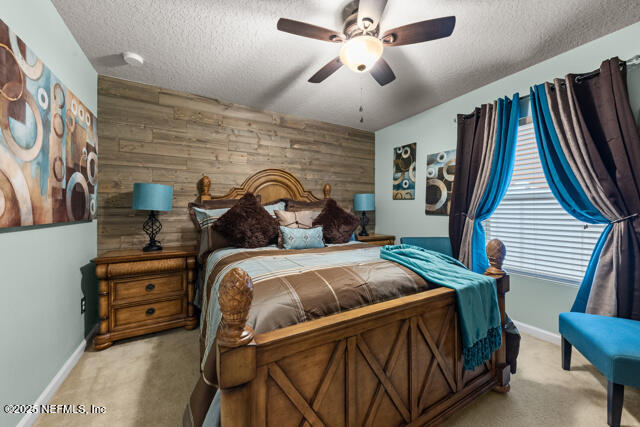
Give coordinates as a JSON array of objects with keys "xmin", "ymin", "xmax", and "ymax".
[{"xmin": 196, "ymin": 168, "xmax": 331, "ymax": 204}]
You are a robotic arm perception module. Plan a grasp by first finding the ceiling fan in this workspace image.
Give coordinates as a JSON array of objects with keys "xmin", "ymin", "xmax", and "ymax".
[{"xmin": 276, "ymin": 0, "xmax": 455, "ymax": 86}]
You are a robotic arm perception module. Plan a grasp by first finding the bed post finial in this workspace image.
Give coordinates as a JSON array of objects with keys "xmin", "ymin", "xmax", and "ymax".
[
  {"xmin": 484, "ymin": 238, "xmax": 511, "ymax": 392},
  {"xmin": 216, "ymin": 268, "xmax": 256, "ymax": 424},
  {"xmin": 198, "ymin": 175, "xmax": 212, "ymax": 202},
  {"xmin": 218, "ymin": 268, "xmax": 254, "ymax": 347},
  {"xmin": 485, "ymin": 238, "xmax": 506, "ymax": 278},
  {"xmin": 323, "ymin": 183, "xmax": 331, "ymax": 199}
]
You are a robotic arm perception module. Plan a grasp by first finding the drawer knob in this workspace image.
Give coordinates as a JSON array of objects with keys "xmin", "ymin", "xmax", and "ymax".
[
  {"xmin": 146, "ymin": 307, "xmax": 155, "ymax": 316},
  {"xmin": 146, "ymin": 283, "xmax": 155, "ymax": 292}
]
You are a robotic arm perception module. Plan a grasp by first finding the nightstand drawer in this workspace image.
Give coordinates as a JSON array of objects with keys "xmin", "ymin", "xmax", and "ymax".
[
  {"xmin": 112, "ymin": 273, "xmax": 185, "ymax": 304},
  {"xmin": 112, "ymin": 297, "xmax": 186, "ymax": 330},
  {"xmin": 93, "ymin": 246, "xmax": 198, "ymax": 350}
]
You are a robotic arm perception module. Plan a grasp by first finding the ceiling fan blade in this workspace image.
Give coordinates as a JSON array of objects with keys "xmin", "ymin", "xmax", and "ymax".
[
  {"xmin": 277, "ymin": 18, "xmax": 344, "ymax": 42},
  {"xmin": 381, "ymin": 16, "xmax": 455, "ymax": 47},
  {"xmin": 370, "ymin": 57, "xmax": 395, "ymax": 86},
  {"xmin": 308, "ymin": 57, "xmax": 342, "ymax": 83},
  {"xmin": 357, "ymin": 0, "xmax": 388, "ymax": 31}
]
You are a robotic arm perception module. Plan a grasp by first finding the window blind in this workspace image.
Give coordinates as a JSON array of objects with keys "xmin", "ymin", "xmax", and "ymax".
[{"xmin": 483, "ymin": 121, "xmax": 606, "ymax": 284}]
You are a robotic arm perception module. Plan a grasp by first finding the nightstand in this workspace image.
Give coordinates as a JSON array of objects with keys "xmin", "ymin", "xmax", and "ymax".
[
  {"xmin": 93, "ymin": 246, "xmax": 198, "ymax": 350},
  {"xmin": 357, "ymin": 233, "xmax": 396, "ymax": 246}
]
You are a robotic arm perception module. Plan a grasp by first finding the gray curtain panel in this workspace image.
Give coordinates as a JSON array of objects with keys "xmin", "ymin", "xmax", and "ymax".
[
  {"xmin": 450, "ymin": 106, "xmax": 489, "ymax": 260},
  {"xmin": 546, "ymin": 58, "xmax": 640, "ymax": 320},
  {"xmin": 459, "ymin": 102, "xmax": 498, "ymax": 268}
]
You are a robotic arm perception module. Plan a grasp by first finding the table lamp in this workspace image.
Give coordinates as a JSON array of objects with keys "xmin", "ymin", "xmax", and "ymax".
[
  {"xmin": 132, "ymin": 183, "xmax": 173, "ymax": 252},
  {"xmin": 354, "ymin": 193, "xmax": 375, "ymax": 236}
]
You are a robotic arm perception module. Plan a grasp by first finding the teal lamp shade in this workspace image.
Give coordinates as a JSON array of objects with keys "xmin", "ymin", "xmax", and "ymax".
[
  {"xmin": 132, "ymin": 183, "xmax": 173, "ymax": 212},
  {"xmin": 354, "ymin": 193, "xmax": 375, "ymax": 212},
  {"xmin": 133, "ymin": 183, "xmax": 173, "ymax": 252}
]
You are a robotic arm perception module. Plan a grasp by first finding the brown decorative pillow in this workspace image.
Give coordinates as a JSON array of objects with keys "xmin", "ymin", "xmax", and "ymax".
[
  {"xmin": 275, "ymin": 210, "xmax": 313, "ymax": 229},
  {"xmin": 213, "ymin": 193, "xmax": 279, "ymax": 248},
  {"xmin": 188, "ymin": 196, "xmax": 261, "ymax": 231},
  {"xmin": 312, "ymin": 199, "xmax": 359, "ymax": 243},
  {"xmin": 275, "ymin": 210, "xmax": 313, "ymax": 248},
  {"xmin": 188, "ymin": 200, "xmax": 237, "ymax": 261},
  {"xmin": 286, "ymin": 199, "xmax": 327, "ymax": 221}
]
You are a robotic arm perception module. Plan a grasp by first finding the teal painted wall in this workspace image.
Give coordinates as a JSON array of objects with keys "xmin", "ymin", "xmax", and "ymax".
[
  {"xmin": 375, "ymin": 22, "xmax": 640, "ymax": 335},
  {"xmin": 0, "ymin": 1, "xmax": 97, "ymax": 426}
]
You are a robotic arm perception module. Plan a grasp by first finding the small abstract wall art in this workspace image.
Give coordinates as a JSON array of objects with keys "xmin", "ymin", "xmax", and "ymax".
[
  {"xmin": 0, "ymin": 18, "xmax": 97, "ymax": 229},
  {"xmin": 392, "ymin": 142, "xmax": 416, "ymax": 200},
  {"xmin": 425, "ymin": 149, "xmax": 455, "ymax": 215}
]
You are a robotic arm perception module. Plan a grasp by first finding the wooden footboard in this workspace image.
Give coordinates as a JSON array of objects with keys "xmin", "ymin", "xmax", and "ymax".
[{"xmin": 215, "ymin": 240, "xmax": 510, "ymax": 426}]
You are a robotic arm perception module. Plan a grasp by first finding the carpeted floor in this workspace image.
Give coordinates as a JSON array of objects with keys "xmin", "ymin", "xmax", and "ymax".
[
  {"xmin": 34, "ymin": 328, "xmax": 200, "ymax": 427},
  {"xmin": 34, "ymin": 329, "xmax": 639, "ymax": 427}
]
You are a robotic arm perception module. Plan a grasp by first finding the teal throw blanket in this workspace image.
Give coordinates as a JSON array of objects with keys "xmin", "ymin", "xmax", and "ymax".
[{"xmin": 381, "ymin": 244, "xmax": 502, "ymax": 370}]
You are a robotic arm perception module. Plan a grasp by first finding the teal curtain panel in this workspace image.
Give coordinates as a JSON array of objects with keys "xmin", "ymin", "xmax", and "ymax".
[{"xmin": 531, "ymin": 57, "xmax": 640, "ymax": 320}]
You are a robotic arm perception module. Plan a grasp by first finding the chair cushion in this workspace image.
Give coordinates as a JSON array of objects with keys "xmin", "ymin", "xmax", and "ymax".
[
  {"xmin": 559, "ymin": 312, "xmax": 640, "ymax": 388},
  {"xmin": 400, "ymin": 237, "xmax": 453, "ymax": 257}
]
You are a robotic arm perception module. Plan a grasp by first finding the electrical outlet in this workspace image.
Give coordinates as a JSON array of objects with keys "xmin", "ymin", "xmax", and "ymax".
[{"xmin": 81, "ymin": 297, "xmax": 86, "ymax": 314}]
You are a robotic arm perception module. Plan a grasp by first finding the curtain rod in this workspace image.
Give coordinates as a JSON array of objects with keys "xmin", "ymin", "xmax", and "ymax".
[
  {"xmin": 574, "ymin": 55, "xmax": 638, "ymax": 83},
  {"xmin": 455, "ymin": 55, "xmax": 640, "ymax": 123}
]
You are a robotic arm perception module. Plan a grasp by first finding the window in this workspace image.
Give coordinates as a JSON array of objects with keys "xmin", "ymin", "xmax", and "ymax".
[{"xmin": 483, "ymin": 119, "xmax": 605, "ymax": 284}]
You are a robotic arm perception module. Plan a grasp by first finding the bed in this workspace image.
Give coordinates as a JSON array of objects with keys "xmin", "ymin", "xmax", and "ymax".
[{"xmin": 185, "ymin": 168, "xmax": 511, "ymax": 427}]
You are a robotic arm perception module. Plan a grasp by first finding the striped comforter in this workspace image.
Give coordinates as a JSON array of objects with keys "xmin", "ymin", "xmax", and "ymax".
[{"xmin": 186, "ymin": 242, "xmax": 433, "ymax": 427}]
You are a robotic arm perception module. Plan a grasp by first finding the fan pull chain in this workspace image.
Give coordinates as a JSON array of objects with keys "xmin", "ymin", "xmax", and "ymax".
[{"xmin": 359, "ymin": 77, "xmax": 364, "ymax": 123}]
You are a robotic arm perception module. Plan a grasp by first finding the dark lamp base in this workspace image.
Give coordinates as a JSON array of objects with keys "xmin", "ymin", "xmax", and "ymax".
[
  {"xmin": 141, "ymin": 210, "xmax": 163, "ymax": 252},
  {"xmin": 143, "ymin": 242, "xmax": 163, "ymax": 252},
  {"xmin": 358, "ymin": 211, "xmax": 370, "ymax": 236}
]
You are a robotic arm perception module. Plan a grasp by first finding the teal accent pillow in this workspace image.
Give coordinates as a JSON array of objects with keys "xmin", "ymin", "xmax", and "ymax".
[
  {"xmin": 280, "ymin": 226, "xmax": 325, "ymax": 250},
  {"xmin": 264, "ymin": 201, "xmax": 286, "ymax": 218}
]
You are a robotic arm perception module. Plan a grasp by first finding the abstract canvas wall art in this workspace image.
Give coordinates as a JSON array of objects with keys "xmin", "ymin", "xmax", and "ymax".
[
  {"xmin": 425, "ymin": 149, "xmax": 455, "ymax": 215},
  {"xmin": 0, "ymin": 18, "xmax": 97, "ymax": 229},
  {"xmin": 392, "ymin": 142, "xmax": 416, "ymax": 200}
]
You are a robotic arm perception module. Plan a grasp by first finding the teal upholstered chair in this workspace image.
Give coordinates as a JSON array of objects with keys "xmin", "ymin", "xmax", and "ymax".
[
  {"xmin": 399, "ymin": 237, "xmax": 453, "ymax": 257},
  {"xmin": 560, "ymin": 312, "xmax": 640, "ymax": 426}
]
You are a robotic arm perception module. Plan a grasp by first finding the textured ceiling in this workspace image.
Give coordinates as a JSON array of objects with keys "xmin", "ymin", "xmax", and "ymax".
[{"xmin": 52, "ymin": 0, "xmax": 640, "ymax": 131}]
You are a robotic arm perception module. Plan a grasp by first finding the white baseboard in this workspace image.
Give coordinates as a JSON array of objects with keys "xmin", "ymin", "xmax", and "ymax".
[
  {"xmin": 17, "ymin": 325, "xmax": 97, "ymax": 427},
  {"xmin": 513, "ymin": 320, "xmax": 561, "ymax": 346}
]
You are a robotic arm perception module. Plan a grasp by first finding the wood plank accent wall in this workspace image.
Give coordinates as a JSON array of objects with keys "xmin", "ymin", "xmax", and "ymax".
[{"xmin": 97, "ymin": 76, "xmax": 375, "ymax": 254}]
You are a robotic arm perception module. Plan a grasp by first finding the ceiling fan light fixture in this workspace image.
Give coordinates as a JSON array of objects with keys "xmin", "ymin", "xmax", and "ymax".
[{"xmin": 339, "ymin": 35, "xmax": 383, "ymax": 73}]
